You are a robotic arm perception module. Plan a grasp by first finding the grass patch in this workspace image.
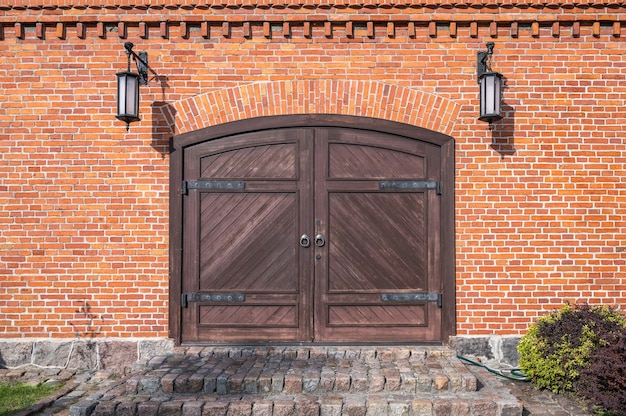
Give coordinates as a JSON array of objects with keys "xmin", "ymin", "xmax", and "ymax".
[{"xmin": 0, "ymin": 381, "xmax": 63, "ymax": 416}]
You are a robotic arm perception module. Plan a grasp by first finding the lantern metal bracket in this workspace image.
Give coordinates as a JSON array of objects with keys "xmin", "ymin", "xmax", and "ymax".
[
  {"xmin": 477, "ymin": 42, "xmax": 495, "ymax": 82},
  {"xmin": 123, "ymin": 42, "xmax": 148, "ymax": 85}
]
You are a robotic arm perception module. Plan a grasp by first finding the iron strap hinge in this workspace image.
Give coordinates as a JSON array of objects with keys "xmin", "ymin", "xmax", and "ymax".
[
  {"xmin": 379, "ymin": 180, "xmax": 441, "ymax": 195},
  {"xmin": 381, "ymin": 292, "xmax": 443, "ymax": 308},
  {"xmin": 181, "ymin": 180, "xmax": 245, "ymax": 195},
  {"xmin": 181, "ymin": 293, "xmax": 245, "ymax": 308}
]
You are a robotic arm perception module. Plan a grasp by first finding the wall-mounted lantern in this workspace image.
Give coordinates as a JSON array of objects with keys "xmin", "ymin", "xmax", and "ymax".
[
  {"xmin": 116, "ymin": 42, "xmax": 148, "ymax": 131},
  {"xmin": 477, "ymin": 42, "xmax": 503, "ymax": 127}
]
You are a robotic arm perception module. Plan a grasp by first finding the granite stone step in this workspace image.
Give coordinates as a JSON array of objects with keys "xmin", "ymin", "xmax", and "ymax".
[
  {"xmin": 126, "ymin": 346, "xmax": 478, "ymax": 396},
  {"xmin": 70, "ymin": 346, "xmax": 523, "ymax": 416},
  {"xmin": 84, "ymin": 392, "xmax": 521, "ymax": 416}
]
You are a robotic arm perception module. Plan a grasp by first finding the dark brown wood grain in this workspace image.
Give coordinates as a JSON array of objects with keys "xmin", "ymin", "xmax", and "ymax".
[{"xmin": 170, "ymin": 115, "xmax": 454, "ymax": 345}]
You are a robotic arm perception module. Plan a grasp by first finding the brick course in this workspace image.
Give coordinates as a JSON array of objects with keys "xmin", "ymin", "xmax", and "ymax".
[{"xmin": 0, "ymin": 1, "xmax": 625, "ymax": 340}]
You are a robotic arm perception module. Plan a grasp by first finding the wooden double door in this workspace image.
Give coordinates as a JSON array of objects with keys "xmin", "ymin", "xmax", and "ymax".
[{"xmin": 178, "ymin": 123, "xmax": 449, "ymax": 343}]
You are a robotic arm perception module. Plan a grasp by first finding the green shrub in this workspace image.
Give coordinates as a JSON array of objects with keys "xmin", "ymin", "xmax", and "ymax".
[
  {"xmin": 518, "ymin": 303, "xmax": 626, "ymax": 394},
  {"xmin": 576, "ymin": 329, "xmax": 626, "ymax": 416}
]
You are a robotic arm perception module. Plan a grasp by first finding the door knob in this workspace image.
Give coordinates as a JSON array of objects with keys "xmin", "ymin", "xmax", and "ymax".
[
  {"xmin": 315, "ymin": 234, "xmax": 326, "ymax": 247},
  {"xmin": 300, "ymin": 234, "xmax": 311, "ymax": 248}
]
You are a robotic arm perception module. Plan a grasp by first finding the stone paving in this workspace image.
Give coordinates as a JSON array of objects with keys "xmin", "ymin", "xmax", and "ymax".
[
  {"xmin": 0, "ymin": 345, "xmax": 592, "ymax": 416},
  {"xmin": 70, "ymin": 346, "xmax": 522, "ymax": 416},
  {"xmin": 0, "ymin": 366, "xmax": 119, "ymax": 416},
  {"xmin": 132, "ymin": 346, "xmax": 477, "ymax": 395},
  {"xmin": 498, "ymin": 376, "xmax": 591, "ymax": 416}
]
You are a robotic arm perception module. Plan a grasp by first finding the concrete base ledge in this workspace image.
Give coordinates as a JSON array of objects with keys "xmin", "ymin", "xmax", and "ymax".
[{"xmin": 0, "ymin": 339, "xmax": 175, "ymax": 374}]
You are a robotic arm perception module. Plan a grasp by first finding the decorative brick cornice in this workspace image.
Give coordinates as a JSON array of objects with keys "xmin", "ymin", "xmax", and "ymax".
[
  {"xmin": 4, "ymin": 0, "xmax": 626, "ymax": 10},
  {"xmin": 0, "ymin": 9, "xmax": 624, "ymax": 40},
  {"xmin": 1, "ymin": 1, "xmax": 625, "ymax": 41}
]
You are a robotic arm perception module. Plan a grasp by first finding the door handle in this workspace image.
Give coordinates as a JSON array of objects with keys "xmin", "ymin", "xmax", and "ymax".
[
  {"xmin": 315, "ymin": 234, "xmax": 326, "ymax": 247},
  {"xmin": 300, "ymin": 234, "xmax": 311, "ymax": 248}
]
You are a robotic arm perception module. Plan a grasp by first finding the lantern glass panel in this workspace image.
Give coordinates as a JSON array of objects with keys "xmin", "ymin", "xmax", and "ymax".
[
  {"xmin": 116, "ymin": 71, "xmax": 140, "ymax": 123},
  {"xmin": 479, "ymin": 72, "xmax": 503, "ymax": 123}
]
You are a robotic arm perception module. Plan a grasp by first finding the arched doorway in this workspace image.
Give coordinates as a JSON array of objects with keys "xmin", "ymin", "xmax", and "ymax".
[{"xmin": 170, "ymin": 115, "xmax": 455, "ymax": 344}]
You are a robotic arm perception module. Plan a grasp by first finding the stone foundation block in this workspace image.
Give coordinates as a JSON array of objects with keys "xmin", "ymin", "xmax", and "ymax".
[
  {"xmin": 32, "ymin": 341, "xmax": 73, "ymax": 367},
  {"xmin": 0, "ymin": 341, "xmax": 33, "ymax": 367},
  {"xmin": 450, "ymin": 335, "xmax": 521, "ymax": 367}
]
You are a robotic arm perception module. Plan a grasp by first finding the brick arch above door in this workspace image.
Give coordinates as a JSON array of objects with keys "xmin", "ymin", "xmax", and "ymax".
[{"xmin": 169, "ymin": 80, "xmax": 461, "ymax": 137}]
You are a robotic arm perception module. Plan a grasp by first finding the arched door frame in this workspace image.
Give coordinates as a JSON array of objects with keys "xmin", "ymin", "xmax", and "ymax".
[{"xmin": 169, "ymin": 114, "xmax": 455, "ymax": 344}]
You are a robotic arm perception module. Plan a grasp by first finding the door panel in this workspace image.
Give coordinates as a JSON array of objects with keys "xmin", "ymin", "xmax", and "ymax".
[
  {"xmin": 198, "ymin": 305, "xmax": 298, "ymax": 327},
  {"xmin": 328, "ymin": 143, "xmax": 426, "ymax": 179},
  {"xmin": 200, "ymin": 143, "xmax": 297, "ymax": 179},
  {"xmin": 199, "ymin": 193, "xmax": 297, "ymax": 292},
  {"xmin": 327, "ymin": 192, "xmax": 426, "ymax": 291},
  {"xmin": 327, "ymin": 305, "xmax": 427, "ymax": 326},
  {"xmin": 314, "ymin": 128, "xmax": 441, "ymax": 342},
  {"xmin": 181, "ymin": 129, "xmax": 313, "ymax": 343}
]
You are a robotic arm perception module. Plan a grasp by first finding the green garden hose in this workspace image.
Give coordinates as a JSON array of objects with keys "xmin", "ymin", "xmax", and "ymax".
[{"xmin": 457, "ymin": 355, "xmax": 530, "ymax": 382}]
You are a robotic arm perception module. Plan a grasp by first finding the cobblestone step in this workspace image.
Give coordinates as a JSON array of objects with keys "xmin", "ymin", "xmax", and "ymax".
[
  {"xmin": 80, "ymin": 392, "xmax": 521, "ymax": 416},
  {"xmin": 126, "ymin": 346, "xmax": 477, "ymax": 397},
  {"xmin": 69, "ymin": 346, "xmax": 523, "ymax": 416}
]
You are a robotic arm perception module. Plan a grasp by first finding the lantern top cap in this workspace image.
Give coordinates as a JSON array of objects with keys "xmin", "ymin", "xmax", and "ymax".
[{"xmin": 479, "ymin": 70, "xmax": 502, "ymax": 79}]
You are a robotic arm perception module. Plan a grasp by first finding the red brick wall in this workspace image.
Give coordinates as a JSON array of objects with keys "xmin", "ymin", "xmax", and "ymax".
[{"xmin": 0, "ymin": 1, "xmax": 625, "ymax": 339}]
